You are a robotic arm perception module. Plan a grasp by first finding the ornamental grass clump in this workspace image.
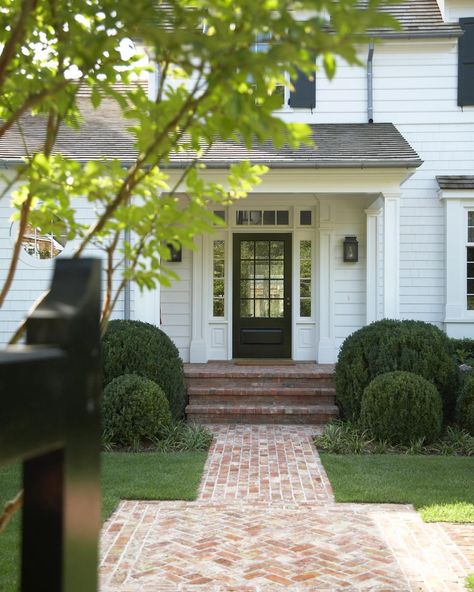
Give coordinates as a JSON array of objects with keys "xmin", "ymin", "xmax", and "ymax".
[
  {"xmin": 335, "ymin": 320, "xmax": 458, "ymax": 422},
  {"xmin": 102, "ymin": 320, "xmax": 186, "ymax": 418},
  {"xmin": 360, "ymin": 371, "xmax": 443, "ymax": 445},
  {"xmin": 102, "ymin": 374, "xmax": 172, "ymax": 449}
]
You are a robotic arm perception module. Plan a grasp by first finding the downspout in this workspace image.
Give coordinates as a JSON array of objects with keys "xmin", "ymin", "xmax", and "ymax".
[
  {"xmin": 123, "ymin": 227, "xmax": 131, "ymax": 320},
  {"xmin": 367, "ymin": 41, "xmax": 375, "ymax": 123}
]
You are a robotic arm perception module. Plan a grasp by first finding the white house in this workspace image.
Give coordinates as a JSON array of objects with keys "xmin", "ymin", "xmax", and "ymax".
[{"xmin": 1, "ymin": 0, "xmax": 474, "ymax": 366}]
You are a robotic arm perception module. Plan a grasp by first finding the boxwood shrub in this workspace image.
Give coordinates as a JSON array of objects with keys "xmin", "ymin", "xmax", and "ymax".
[
  {"xmin": 335, "ymin": 320, "xmax": 458, "ymax": 422},
  {"xmin": 102, "ymin": 320, "xmax": 186, "ymax": 418},
  {"xmin": 360, "ymin": 371, "xmax": 443, "ymax": 445},
  {"xmin": 457, "ymin": 372, "xmax": 474, "ymax": 434},
  {"xmin": 102, "ymin": 374, "xmax": 172, "ymax": 447}
]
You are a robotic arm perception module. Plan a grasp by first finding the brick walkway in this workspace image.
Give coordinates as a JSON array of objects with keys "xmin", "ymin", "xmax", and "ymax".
[{"xmin": 100, "ymin": 426, "xmax": 474, "ymax": 591}]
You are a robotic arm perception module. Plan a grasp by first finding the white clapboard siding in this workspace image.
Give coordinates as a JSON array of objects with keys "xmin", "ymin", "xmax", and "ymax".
[{"xmin": 159, "ymin": 247, "xmax": 192, "ymax": 362}]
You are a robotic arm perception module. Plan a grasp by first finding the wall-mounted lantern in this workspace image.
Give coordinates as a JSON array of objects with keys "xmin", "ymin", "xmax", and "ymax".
[
  {"xmin": 343, "ymin": 236, "xmax": 358, "ymax": 262},
  {"xmin": 166, "ymin": 243, "xmax": 182, "ymax": 263}
]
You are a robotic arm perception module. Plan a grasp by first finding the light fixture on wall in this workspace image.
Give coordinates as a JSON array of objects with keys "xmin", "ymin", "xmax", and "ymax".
[
  {"xmin": 343, "ymin": 236, "xmax": 358, "ymax": 262},
  {"xmin": 166, "ymin": 243, "xmax": 182, "ymax": 263}
]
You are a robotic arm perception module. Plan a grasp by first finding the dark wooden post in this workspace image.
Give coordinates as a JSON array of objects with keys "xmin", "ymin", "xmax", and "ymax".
[{"xmin": 0, "ymin": 258, "xmax": 101, "ymax": 592}]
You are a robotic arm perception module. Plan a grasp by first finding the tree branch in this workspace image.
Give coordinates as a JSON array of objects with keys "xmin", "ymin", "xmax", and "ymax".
[{"xmin": 0, "ymin": 0, "xmax": 37, "ymax": 91}]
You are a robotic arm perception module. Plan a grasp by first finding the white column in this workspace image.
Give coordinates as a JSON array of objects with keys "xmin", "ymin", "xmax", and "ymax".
[
  {"xmin": 382, "ymin": 192, "xmax": 401, "ymax": 319},
  {"xmin": 189, "ymin": 235, "xmax": 208, "ymax": 362},
  {"xmin": 365, "ymin": 197, "xmax": 382, "ymax": 324},
  {"xmin": 316, "ymin": 197, "xmax": 336, "ymax": 363}
]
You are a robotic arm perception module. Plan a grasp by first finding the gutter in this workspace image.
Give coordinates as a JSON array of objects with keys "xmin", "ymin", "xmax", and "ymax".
[{"xmin": 367, "ymin": 41, "xmax": 375, "ymax": 123}]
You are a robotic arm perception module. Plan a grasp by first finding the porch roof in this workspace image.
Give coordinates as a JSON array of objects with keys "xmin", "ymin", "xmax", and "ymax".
[
  {"xmin": 167, "ymin": 123, "xmax": 422, "ymax": 169},
  {"xmin": 0, "ymin": 91, "xmax": 423, "ymax": 171}
]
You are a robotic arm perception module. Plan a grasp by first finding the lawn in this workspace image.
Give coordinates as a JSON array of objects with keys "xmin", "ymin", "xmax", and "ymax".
[
  {"xmin": 0, "ymin": 451, "xmax": 208, "ymax": 592},
  {"xmin": 320, "ymin": 453, "xmax": 474, "ymax": 523}
]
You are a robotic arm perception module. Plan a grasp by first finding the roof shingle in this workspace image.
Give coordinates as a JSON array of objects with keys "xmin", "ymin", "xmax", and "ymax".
[{"xmin": 437, "ymin": 176, "xmax": 474, "ymax": 190}]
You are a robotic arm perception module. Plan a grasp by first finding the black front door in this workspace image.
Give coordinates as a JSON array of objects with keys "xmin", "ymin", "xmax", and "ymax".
[{"xmin": 232, "ymin": 233, "xmax": 292, "ymax": 358}]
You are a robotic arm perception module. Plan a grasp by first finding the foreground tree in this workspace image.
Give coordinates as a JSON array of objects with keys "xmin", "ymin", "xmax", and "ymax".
[{"xmin": 0, "ymin": 0, "xmax": 397, "ymax": 335}]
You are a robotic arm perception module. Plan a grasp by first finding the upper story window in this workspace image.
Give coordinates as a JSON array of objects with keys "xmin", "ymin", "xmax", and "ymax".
[
  {"xmin": 467, "ymin": 211, "xmax": 474, "ymax": 309},
  {"xmin": 252, "ymin": 32, "xmax": 316, "ymax": 110},
  {"xmin": 458, "ymin": 18, "xmax": 474, "ymax": 107}
]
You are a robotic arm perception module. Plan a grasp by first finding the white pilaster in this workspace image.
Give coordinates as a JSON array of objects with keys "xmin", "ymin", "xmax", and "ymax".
[
  {"xmin": 365, "ymin": 197, "xmax": 382, "ymax": 324},
  {"xmin": 190, "ymin": 235, "xmax": 208, "ymax": 362},
  {"xmin": 316, "ymin": 197, "xmax": 337, "ymax": 363},
  {"xmin": 382, "ymin": 192, "xmax": 401, "ymax": 319},
  {"xmin": 444, "ymin": 198, "xmax": 466, "ymax": 322}
]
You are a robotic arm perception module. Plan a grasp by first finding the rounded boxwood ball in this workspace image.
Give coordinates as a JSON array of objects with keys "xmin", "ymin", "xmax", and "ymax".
[
  {"xmin": 102, "ymin": 320, "xmax": 186, "ymax": 418},
  {"xmin": 102, "ymin": 374, "xmax": 171, "ymax": 447},
  {"xmin": 335, "ymin": 320, "xmax": 457, "ymax": 422},
  {"xmin": 360, "ymin": 371, "xmax": 443, "ymax": 445}
]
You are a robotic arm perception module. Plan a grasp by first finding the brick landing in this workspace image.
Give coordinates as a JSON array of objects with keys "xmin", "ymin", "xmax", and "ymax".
[{"xmin": 100, "ymin": 426, "xmax": 474, "ymax": 591}]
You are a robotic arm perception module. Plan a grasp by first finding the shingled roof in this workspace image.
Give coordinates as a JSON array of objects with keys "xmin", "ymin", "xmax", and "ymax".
[
  {"xmin": 167, "ymin": 123, "xmax": 422, "ymax": 169},
  {"xmin": 363, "ymin": 0, "xmax": 462, "ymax": 38},
  {"xmin": 437, "ymin": 176, "xmax": 474, "ymax": 190},
  {"xmin": 0, "ymin": 95, "xmax": 422, "ymax": 170}
]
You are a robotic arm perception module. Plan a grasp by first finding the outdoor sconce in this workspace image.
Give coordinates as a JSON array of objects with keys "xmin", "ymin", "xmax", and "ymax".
[
  {"xmin": 166, "ymin": 243, "xmax": 182, "ymax": 263},
  {"xmin": 343, "ymin": 236, "xmax": 358, "ymax": 262}
]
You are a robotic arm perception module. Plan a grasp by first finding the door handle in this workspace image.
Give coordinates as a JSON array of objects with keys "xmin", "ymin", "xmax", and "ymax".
[{"xmin": 285, "ymin": 297, "xmax": 291, "ymax": 306}]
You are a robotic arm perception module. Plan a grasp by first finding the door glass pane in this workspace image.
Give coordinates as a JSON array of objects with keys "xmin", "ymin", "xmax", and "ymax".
[
  {"xmin": 270, "ymin": 241, "xmax": 284, "ymax": 259},
  {"xmin": 270, "ymin": 261, "xmax": 284, "ymax": 278},
  {"xmin": 255, "ymin": 279, "xmax": 269, "ymax": 298},
  {"xmin": 468, "ymin": 295, "xmax": 474, "ymax": 310},
  {"xmin": 270, "ymin": 279, "xmax": 284, "ymax": 298},
  {"xmin": 255, "ymin": 262, "xmax": 270, "ymax": 278},
  {"xmin": 240, "ymin": 299, "xmax": 254, "ymax": 317},
  {"xmin": 468, "ymin": 247, "xmax": 474, "ymax": 261},
  {"xmin": 255, "ymin": 241, "xmax": 270, "ymax": 259},
  {"xmin": 241, "ymin": 261, "xmax": 254, "ymax": 278},
  {"xmin": 468, "ymin": 262, "xmax": 474, "ymax": 277},
  {"xmin": 240, "ymin": 280, "xmax": 254, "ymax": 298},
  {"xmin": 241, "ymin": 241, "xmax": 254, "ymax": 259},
  {"xmin": 255, "ymin": 299, "xmax": 269, "ymax": 317},
  {"xmin": 270, "ymin": 300, "xmax": 284, "ymax": 318}
]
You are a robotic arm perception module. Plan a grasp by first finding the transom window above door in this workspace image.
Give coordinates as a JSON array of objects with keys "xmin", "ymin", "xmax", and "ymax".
[{"xmin": 236, "ymin": 209, "xmax": 289, "ymax": 226}]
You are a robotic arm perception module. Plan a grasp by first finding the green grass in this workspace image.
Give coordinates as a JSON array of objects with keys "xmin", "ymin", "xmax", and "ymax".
[
  {"xmin": 466, "ymin": 573, "xmax": 474, "ymax": 591},
  {"xmin": 320, "ymin": 453, "xmax": 474, "ymax": 523},
  {"xmin": 0, "ymin": 451, "xmax": 208, "ymax": 592}
]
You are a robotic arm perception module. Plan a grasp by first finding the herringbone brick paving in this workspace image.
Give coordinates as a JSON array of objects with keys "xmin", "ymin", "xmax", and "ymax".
[{"xmin": 100, "ymin": 425, "xmax": 474, "ymax": 591}]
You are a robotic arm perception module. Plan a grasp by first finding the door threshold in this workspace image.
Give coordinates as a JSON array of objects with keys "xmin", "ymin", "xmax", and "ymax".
[{"xmin": 233, "ymin": 359, "xmax": 296, "ymax": 366}]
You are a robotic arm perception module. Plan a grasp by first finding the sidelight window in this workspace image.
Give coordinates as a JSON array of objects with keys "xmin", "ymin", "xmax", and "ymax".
[
  {"xmin": 299, "ymin": 240, "xmax": 312, "ymax": 317},
  {"xmin": 213, "ymin": 240, "xmax": 225, "ymax": 317}
]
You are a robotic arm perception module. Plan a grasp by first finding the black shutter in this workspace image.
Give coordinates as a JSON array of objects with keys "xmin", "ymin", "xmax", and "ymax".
[
  {"xmin": 458, "ymin": 18, "xmax": 474, "ymax": 107},
  {"xmin": 289, "ymin": 68, "xmax": 316, "ymax": 109}
]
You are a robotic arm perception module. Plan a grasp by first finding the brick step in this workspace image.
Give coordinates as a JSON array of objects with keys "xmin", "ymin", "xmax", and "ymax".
[
  {"xmin": 186, "ymin": 377, "xmax": 335, "ymax": 389},
  {"xmin": 186, "ymin": 404, "xmax": 338, "ymax": 425},
  {"xmin": 188, "ymin": 387, "xmax": 335, "ymax": 406}
]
